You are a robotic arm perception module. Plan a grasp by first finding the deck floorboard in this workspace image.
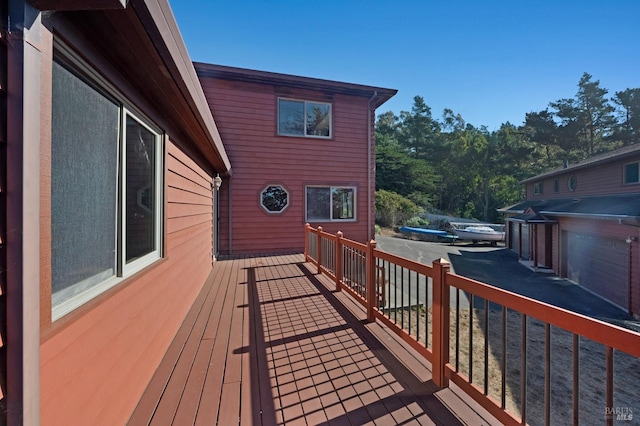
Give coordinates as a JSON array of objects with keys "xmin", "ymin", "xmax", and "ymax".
[{"xmin": 129, "ymin": 253, "xmax": 500, "ymax": 425}]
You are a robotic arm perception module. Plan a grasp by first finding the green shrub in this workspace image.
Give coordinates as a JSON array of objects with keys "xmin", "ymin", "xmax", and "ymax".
[
  {"xmin": 403, "ymin": 216, "xmax": 429, "ymax": 228},
  {"xmin": 374, "ymin": 224, "xmax": 382, "ymax": 235},
  {"xmin": 375, "ymin": 190, "xmax": 423, "ymax": 227}
]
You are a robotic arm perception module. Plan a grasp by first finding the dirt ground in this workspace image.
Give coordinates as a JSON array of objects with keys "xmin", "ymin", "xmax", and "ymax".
[{"xmin": 394, "ymin": 306, "xmax": 640, "ymax": 425}]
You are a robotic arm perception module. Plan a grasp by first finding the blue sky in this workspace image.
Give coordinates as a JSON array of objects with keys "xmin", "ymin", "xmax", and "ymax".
[{"xmin": 172, "ymin": 1, "xmax": 640, "ymax": 131}]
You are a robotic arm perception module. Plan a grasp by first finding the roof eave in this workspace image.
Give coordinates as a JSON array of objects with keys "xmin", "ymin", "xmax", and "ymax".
[
  {"xmin": 130, "ymin": 0, "xmax": 232, "ymax": 175},
  {"xmin": 194, "ymin": 62, "xmax": 397, "ymax": 110}
]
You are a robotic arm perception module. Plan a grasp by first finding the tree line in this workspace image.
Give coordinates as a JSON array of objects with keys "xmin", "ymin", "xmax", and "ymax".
[{"xmin": 376, "ymin": 72, "xmax": 640, "ymax": 224}]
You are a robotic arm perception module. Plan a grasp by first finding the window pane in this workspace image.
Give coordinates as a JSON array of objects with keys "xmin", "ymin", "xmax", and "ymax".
[
  {"xmin": 51, "ymin": 61, "xmax": 119, "ymax": 305},
  {"xmin": 306, "ymin": 102, "xmax": 330, "ymax": 137},
  {"xmin": 625, "ymin": 163, "xmax": 639, "ymax": 183},
  {"xmin": 125, "ymin": 115, "xmax": 157, "ymax": 263},
  {"xmin": 306, "ymin": 187, "xmax": 331, "ymax": 221},
  {"xmin": 278, "ymin": 99, "xmax": 304, "ymax": 136},
  {"xmin": 332, "ymin": 188, "xmax": 354, "ymax": 219},
  {"xmin": 261, "ymin": 185, "xmax": 288, "ymax": 212}
]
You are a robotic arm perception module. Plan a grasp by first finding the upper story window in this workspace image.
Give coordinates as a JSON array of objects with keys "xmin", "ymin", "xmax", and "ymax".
[
  {"xmin": 624, "ymin": 162, "xmax": 639, "ymax": 184},
  {"xmin": 553, "ymin": 178, "xmax": 559, "ymax": 193},
  {"xmin": 306, "ymin": 186, "xmax": 355, "ymax": 222},
  {"xmin": 51, "ymin": 56, "xmax": 163, "ymax": 320},
  {"xmin": 568, "ymin": 175, "xmax": 577, "ymax": 192},
  {"xmin": 533, "ymin": 181, "xmax": 544, "ymax": 195},
  {"xmin": 278, "ymin": 98, "xmax": 332, "ymax": 138},
  {"xmin": 261, "ymin": 185, "xmax": 289, "ymax": 213}
]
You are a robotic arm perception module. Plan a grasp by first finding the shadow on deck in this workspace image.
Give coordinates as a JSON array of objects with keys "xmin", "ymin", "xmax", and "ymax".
[{"xmin": 128, "ymin": 254, "xmax": 499, "ymax": 425}]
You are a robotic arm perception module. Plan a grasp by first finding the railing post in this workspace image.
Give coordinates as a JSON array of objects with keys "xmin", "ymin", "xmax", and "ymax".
[
  {"xmin": 335, "ymin": 231, "xmax": 343, "ymax": 291},
  {"xmin": 432, "ymin": 258, "xmax": 451, "ymax": 388},
  {"xmin": 366, "ymin": 240, "xmax": 377, "ymax": 322},
  {"xmin": 316, "ymin": 226, "xmax": 323, "ymax": 274},
  {"xmin": 304, "ymin": 223, "xmax": 310, "ymax": 262}
]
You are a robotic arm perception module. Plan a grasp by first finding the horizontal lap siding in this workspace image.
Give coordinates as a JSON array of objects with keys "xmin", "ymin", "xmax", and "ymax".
[
  {"xmin": 40, "ymin": 140, "xmax": 214, "ymax": 425},
  {"xmin": 202, "ymin": 79, "xmax": 371, "ymax": 254},
  {"xmin": 527, "ymin": 157, "xmax": 640, "ymax": 199}
]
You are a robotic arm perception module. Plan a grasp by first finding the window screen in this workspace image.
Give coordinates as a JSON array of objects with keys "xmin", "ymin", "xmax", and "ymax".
[{"xmin": 51, "ymin": 61, "xmax": 119, "ymax": 306}]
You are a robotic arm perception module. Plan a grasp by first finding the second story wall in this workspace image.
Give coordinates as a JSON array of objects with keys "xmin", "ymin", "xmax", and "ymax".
[
  {"xmin": 526, "ymin": 153, "xmax": 640, "ymax": 200},
  {"xmin": 199, "ymin": 73, "xmax": 381, "ymax": 254}
]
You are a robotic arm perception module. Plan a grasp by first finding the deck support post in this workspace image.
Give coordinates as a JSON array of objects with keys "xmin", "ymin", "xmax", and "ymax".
[
  {"xmin": 316, "ymin": 226, "xmax": 323, "ymax": 274},
  {"xmin": 335, "ymin": 231, "xmax": 343, "ymax": 291},
  {"xmin": 366, "ymin": 240, "xmax": 377, "ymax": 322},
  {"xmin": 432, "ymin": 258, "xmax": 451, "ymax": 388}
]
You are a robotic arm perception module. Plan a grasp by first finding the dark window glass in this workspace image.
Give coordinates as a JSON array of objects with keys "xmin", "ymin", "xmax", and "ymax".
[
  {"xmin": 306, "ymin": 102, "xmax": 330, "ymax": 137},
  {"xmin": 125, "ymin": 115, "xmax": 157, "ymax": 263},
  {"xmin": 625, "ymin": 163, "xmax": 639, "ymax": 184},
  {"xmin": 332, "ymin": 188, "xmax": 354, "ymax": 219},
  {"xmin": 554, "ymin": 178, "xmax": 559, "ymax": 192},
  {"xmin": 261, "ymin": 186, "xmax": 288, "ymax": 212},
  {"xmin": 306, "ymin": 187, "xmax": 331, "ymax": 220},
  {"xmin": 278, "ymin": 99, "xmax": 304, "ymax": 136}
]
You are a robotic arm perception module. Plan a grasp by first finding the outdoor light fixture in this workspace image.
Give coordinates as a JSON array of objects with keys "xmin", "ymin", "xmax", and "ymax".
[
  {"xmin": 625, "ymin": 236, "xmax": 637, "ymax": 244},
  {"xmin": 213, "ymin": 173, "xmax": 223, "ymax": 191}
]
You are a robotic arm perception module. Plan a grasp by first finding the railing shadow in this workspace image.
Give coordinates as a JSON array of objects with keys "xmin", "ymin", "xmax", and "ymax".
[{"xmin": 296, "ymin": 262, "xmax": 466, "ymax": 425}]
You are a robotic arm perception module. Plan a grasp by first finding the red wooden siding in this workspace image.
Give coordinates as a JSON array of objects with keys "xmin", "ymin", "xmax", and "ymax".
[
  {"xmin": 40, "ymin": 140, "xmax": 214, "ymax": 425},
  {"xmin": 201, "ymin": 78, "xmax": 373, "ymax": 254},
  {"xmin": 526, "ymin": 156, "xmax": 640, "ymax": 199}
]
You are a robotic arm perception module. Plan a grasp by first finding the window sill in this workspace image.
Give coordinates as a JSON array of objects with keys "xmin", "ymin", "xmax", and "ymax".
[{"xmin": 41, "ymin": 256, "xmax": 168, "ymax": 343}]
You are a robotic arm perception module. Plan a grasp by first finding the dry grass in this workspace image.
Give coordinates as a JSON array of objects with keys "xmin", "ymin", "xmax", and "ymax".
[{"xmin": 393, "ymin": 306, "xmax": 640, "ymax": 425}]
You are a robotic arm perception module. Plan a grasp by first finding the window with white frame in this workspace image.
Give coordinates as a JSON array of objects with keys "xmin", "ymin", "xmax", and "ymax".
[
  {"xmin": 305, "ymin": 186, "xmax": 355, "ymax": 222},
  {"xmin": 533, "ymin": 181, "xmax": 544, "ymax": 195},
  {"xmin": 278, "ymin": 98, "xmax": 331, "ymax": 138},
  {"xmin": 51, "ymin": 57, "xmax": 163, "ymax": 319},
  {"xmin": 260, "ymin": 185, "xmax": 289, "ymax": 213},
  {"xmin": 624, "ymin": 162, "xmax": 639, "ymax": 184}
]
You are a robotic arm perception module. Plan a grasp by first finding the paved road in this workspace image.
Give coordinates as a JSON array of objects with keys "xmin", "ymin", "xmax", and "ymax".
[{"xmin": 375, "ymin": 234, "xmax": 639, "ymax": 330}]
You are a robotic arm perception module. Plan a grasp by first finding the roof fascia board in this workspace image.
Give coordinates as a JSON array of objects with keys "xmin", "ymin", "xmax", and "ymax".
[
  {"xmin": 130, "ymin": 0, "xmax": 231, "ymax": 174},
  {"xmin": 195, "ymin": 62, "xmax": 397, "ymax": 109},
  {"xmin": 538, "ymin": 211, "xmax": 632, "ymax": 220},
  {"xmin": 29, "ymin": 0, "xmax": 127, "ymax": 11},
  {"xmin": 522, "ymin": 148, "xmax": 640, "ymax": 184}
]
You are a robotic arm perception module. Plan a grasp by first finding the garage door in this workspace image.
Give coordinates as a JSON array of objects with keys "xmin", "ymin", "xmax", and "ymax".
[
  {"xmin": 566, "ymin": 232, "xmax": 628, "ymax": 309},
  {"xmin": 509, "ymin": 222, "xmax": 530, "ymax": 259}
]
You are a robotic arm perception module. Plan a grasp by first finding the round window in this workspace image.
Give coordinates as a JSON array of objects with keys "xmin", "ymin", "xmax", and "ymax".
[
  {"xmin": 261, "ymin": 185, "xmax": 289, "ymax": 213},
  {"xmin": 568, "ymin": 175, "xmax": 577, "ymax": 192}
]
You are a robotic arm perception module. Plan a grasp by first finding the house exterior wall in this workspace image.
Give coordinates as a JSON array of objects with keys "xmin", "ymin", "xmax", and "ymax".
[
  {"xmin": 200, "ymin": 77, "xmax": 374, "ymax": 254},
  {"xmin": 25, "ymin": 6, "xmax": 224, "ymax": 425},
  {"xmin": 525, "ymin": 155, "xmax": 640, "ymax": 199},
  {"xmin": 40, "ymin": 140, "xmax": 214, "ymax": 425}
]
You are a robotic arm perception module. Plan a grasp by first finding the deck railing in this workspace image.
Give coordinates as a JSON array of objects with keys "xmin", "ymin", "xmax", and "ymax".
[{"xmin": 304, "ymin": 224, "xmax": 640, "ymax": 426}]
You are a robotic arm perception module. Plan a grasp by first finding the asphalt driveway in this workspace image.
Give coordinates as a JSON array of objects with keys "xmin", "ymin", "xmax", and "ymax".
[{"xmin": 375, "ymin": 234, "xmax": 639, "ymax": 330}]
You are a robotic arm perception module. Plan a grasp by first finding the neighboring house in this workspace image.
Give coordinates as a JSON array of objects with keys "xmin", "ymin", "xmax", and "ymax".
[
  {"xmin": 500, "ymin": 144, "xmax": 640, "ymax": 318},
  {"xmin": 196, "ymin": 64, "xmax": 396, "ymax": 255},
  {"xmin": 2, "ymin": 1, "xmax": 395, "ymax": 424}
]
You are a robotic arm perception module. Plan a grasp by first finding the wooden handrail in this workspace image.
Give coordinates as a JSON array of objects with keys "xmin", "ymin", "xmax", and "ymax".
[
  {"xmin": 447, "ymin": 272, "xmax": 640, "ymax": 357},
  {"xmin": 303, "ymin": 224, "xmax": 640, "ymax": 425}
]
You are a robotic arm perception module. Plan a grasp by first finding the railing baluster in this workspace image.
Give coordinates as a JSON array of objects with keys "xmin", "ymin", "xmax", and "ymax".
[
  {"xmin": 455, "ymin": 287, "xmax": 460, "ymax": 371},
  {"xmin": 408, "ymin": 268, "xmax": 412, "ymax": 336},
  {"xmin": 484, "ymin": 298, "xmax": 489, "ymax": 396},
  {"xmin": 521, "ymin": 314, "xmax": 527, "ymax": 425},
  {"xmin": 469, "ymin": 294, "xmax": 474, "ymax": 383},
  {"xmin": 573, "ymin": 334, "xmax": 579, "ymax": 426},
  {"xmin": 606, "ymin": 346, "xmax": 614, "ymax": 426},
  {"xmin": 501, "ymin": 305, "xmax": 506, "ymax": 409},
  {"xmin": 545, "ymin": 323, "xmax": 550, "ymax": 426}
]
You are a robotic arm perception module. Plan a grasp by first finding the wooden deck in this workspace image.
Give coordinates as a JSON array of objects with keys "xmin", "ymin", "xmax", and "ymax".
[{"xmin": 128, "ymin": 254, "xmax": 499, "ymax": 425}]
